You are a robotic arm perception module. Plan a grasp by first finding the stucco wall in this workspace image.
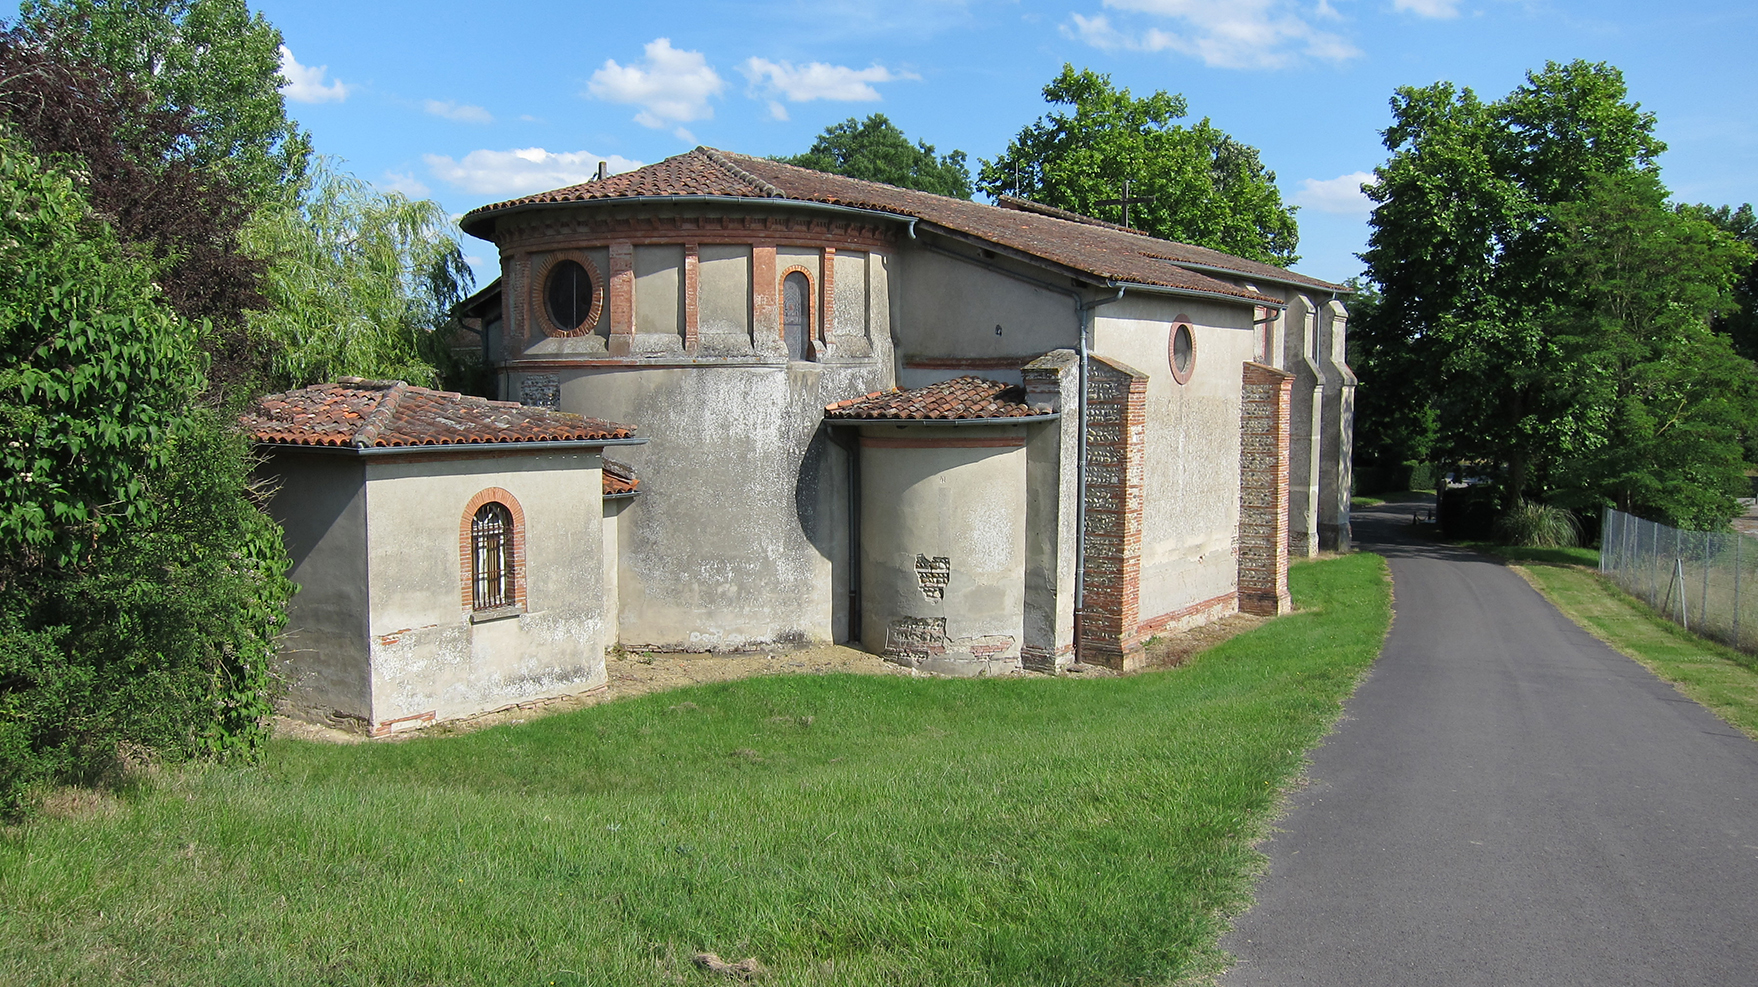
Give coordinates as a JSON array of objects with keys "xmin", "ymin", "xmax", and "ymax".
[
  {"xmin": 893, "ymin": 249, "xmax": 1079, "ymax": 386},
  {"xmin": 260, "ymin": 451, "xmax": 372, "ymax": 729},
  {"xmin": 858, "ymin": 424, "xmax": 1028, "ymax": 675},
  {"xmin": 361, "ymin": 452, "xmax": 609, "ymax": 727},
  {"xmin": 554, "ymin": 363, "xmax": 887, "ymax": 650},
  {"xmin": 1092, "ymin": 294, "xmax": 1254, "ymax": 631}
]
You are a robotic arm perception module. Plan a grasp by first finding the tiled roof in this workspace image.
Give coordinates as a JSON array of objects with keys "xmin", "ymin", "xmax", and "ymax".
[
  {"xmin": 603, "ymin": 459, "xmax": 639, "ymax": 497},
  {"xmin": 460, "ymin": 147, "xmax": 1346, "ymax": 301},
  {"xmin": 824, "ymin": 376, "xmax": 1053, "ymax": 422},
  {"xmin": 241, "ymin": 378, "xmax": 634, "ymax": 448}
]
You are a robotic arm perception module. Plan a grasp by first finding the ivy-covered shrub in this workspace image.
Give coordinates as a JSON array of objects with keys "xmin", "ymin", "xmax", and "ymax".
[{"xmin": 0, "ymin": 131, "xmax": 290, "ymax": 815}]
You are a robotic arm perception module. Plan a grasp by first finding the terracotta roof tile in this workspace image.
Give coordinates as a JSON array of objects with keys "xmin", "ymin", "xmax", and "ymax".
[
  {"xmin": 461, "ymin": 147, "xmax": 1345, "ymax": 301},
  {"xmin": 602, "ymin": 459, "xmax": 639, "ymax": 496},
  {"xmin": 824, "ymin": 376, "xmax": 1052, "ymax": 422},
  {"xmin": 241, "ymin": 378, "xmax": 635, "ymax": 448}
]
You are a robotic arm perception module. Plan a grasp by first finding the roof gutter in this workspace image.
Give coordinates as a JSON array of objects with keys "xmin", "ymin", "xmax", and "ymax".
[
  {"xmin": 1101, "ymin": 278, "xmax": 1288, "ymax": 310},
  {"xmin": 256, "ymin": 436, "xmax": 648, "ymax": 457},
  {"xmin": 463, "ymin": 195, "xmax": 912, "ymax": 240}
]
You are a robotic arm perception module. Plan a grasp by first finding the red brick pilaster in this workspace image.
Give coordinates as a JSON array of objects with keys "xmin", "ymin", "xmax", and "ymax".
[
  {"xmin": 1080, "ymin": 357, "xmax": 1148, "ymax": 669},
  {"xmin": 820, "ymin": 246, "xmax": 836, "ymax": 351},
  {"xmin": 607, "ymin": 241, "xmax": 634, "ymax": 356},
  {"xmin": 1238, "ymin": 362, "xmax": 1293, "ymax": 616},
  {"xmin": 752, "ymin": 245, "xmax": 778, "ymax": 347},
  {"xmin": 682, "ymin": 243, "xmax": 700, "ymax": 352}
]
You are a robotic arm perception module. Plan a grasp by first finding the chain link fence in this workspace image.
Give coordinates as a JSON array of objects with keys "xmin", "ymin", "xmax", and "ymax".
[{"xmin": 1600, "ymin": 508, "xmax": 1758, "ymax": 653}]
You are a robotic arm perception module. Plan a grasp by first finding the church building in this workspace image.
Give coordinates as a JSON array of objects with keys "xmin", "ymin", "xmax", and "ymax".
[{"xmin": 249, "ymin": 147, "xmax": 1354, "ymax": 733}]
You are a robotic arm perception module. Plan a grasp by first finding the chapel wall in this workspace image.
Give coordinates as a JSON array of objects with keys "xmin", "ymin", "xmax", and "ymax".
[
  {"xmin": 1090, "ymin": 295, "xmax": 1255, "ymax": 649},
  {"xmin": 359, "ymin": 452, "xmax": 610, "ymax": 732},
  {"xmin": 858, "ymin": 424, "xmax": 1030, "ymax": 676},
  {"xmin": 892, "ymin": 249, "xmax": 1079, "ymax": 387},
  {"xmin": 258, "ymin": 452, "xmax": 373, "ymax": 731}
]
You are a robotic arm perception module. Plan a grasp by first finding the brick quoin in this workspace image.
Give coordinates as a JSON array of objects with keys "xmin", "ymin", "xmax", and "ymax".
[
  {"xmin": 682, "ymin": 243, "xmax": 700, "ymax": 351},
  {"xmin": 1080, "ymin": 359, "xmax": 1147, "ymax": 669},
  {"xmin": 1238, "ymin": 362, "xmax": 1293, "ymax": 616},
  {"xmin": 606, "ymin": 241, "xmax": 635, "ymax": 355}
]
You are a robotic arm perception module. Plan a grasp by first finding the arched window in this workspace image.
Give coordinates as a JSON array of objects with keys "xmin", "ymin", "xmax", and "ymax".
[
  {"xmin": 471, "ymin": 502, "xmax": 515, "ymax": 610},
  {"xmin": 782, "ymin": 270, "xmax": 812, "ymax": 361}
]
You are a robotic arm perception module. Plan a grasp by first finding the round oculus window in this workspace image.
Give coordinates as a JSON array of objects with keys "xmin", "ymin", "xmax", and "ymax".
[
  {"xmin": 544, "ymin": 259, "xmax": 595, "ymax": 333},
  {"xmin": 1170, "ymin": 323, "xmax": 1195, "ymax": 384}
]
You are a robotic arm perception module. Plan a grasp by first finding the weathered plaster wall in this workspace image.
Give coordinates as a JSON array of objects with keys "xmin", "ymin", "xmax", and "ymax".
[
  {"xmin": 858, "ymin": 424, "xmax": 1028, "ymax": 675},
  {"xmin": 1279, "ymin": 295, "xmax": 1324, "ymax": 557},
  {"xmin": 361, "ymin": 453, "xmax": 609, "ymax": 728},
  {"xmin": 555, "ymin": 363, "xmax": 887, "ymax": 650},
  {"xmin": 1022, "ymin": 350, "xmax": 1080, "ymax": 671},
  {"xmin": 1091, "ymin": 295, "xmax": 1253, "ymax": 635},
  {"xmin": 260, "ymin": 452, "xmax": 371, "ymax": 730},
  {"xmin": 1317, "ymin": 298, "xmax": 1355, "ymax": 551},
  {"xmin": 893, "ymin": 249, "xmax": 1079, "ymax": 386},
  {"xmin": 697, "ymin": 244, "xmax": 752, "ymax": 353},
  {"xmin": 633, "ymin": 245, "xmax": 684, "ymax": 342}
]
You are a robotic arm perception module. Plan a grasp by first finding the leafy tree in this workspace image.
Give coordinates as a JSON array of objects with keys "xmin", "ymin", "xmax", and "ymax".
[
  {"xmin": 1546, "ymin": 171, "xmax": 1755, "ymax": 527},
  {"xmin": 0, "ymin": 130, "xmax": 289, "ymax": 814},
  {"xmin": 14, "ymin": 0, "xmax": 311, "ymax": 206},
  {"xmin": 1356, "ymin": 60, "xmax": 1739, "ymax": 518},
  {"xmin": 242, "ymin": 160, "xmax": 474, "ymax": 389},
  {"xmin": 1344, "ymin": 282, "xmax": 1436, "ymax": 492},
  {"xmin": 1698, "ymin": 203, "xmax": 1758, "ymax": 362},
  {"xmin": 780, "ymin": 113, "xmax": 972, "ymax": 198},
  {"xmin": 0, "ymin": 28, "xmax": 266, "ymax": 391},
  {"xmin": 977, "ymin": 65, "xmax": 1299, "ymax": 266}
]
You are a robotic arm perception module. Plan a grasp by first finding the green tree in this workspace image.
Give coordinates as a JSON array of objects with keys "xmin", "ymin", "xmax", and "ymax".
[
  {"xmin": 1698, "ymin": 203, "xmax": 1758, "ymax": 362},
  {"xmin": 14, "ymin": 0, "xmax": 310, "ymax": 205},
  {"xmin": 1547, "ymin": 171, "xmax": 1755, "ymax": 527},
  {"xmin": 977, "ymin": 65, "xmax": 1299, "ymax": 266},
  {"xmin": 242, "ymin": 160, "xmax": 474, "ymax": 389},
  {"xmin": 0, "ymin": 130, "xmax": 289, "ymax": 814},
  {"xmin": 780, "ymin": 113, "xmax": 972, "ymax": 198},
  {"xmin": 1357, "ymin": 60, "xmax": 1731, "ymax": 517}
]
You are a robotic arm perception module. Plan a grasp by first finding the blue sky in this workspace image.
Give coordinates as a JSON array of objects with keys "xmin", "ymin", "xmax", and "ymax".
[{"xmin": 257, "ymin": 0, "xmax": 1758, "ymax": 287}]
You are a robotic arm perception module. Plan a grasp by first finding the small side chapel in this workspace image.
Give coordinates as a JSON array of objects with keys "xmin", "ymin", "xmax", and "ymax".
[{"xmin": 250, "ymin": 147, "xmax": 1354, "ymax": 735}]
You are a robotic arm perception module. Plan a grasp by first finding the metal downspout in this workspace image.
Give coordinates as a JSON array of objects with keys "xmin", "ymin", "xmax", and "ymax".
[{"xmin": 1073, "ymin": 287, "xmax": 1126, "ymax": 663}]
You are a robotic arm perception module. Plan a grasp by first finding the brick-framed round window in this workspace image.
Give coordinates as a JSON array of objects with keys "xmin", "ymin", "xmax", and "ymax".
[
  {"xmin": 529, "ymin": 251, "xmax": 604, "ymax": 338},
  {"xmin": 1169, "ymin": 318, "xmax": 1195, "ymax": 385}
]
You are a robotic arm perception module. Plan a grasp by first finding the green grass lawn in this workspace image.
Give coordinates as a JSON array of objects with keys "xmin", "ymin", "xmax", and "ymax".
[
  {"xmin": 0, "ymin": 554, "xmax": 1391, "ymax": 987},
  {"xmin": 1512, "ymin": 559, "xmax": 1758, "ymax": 741}
]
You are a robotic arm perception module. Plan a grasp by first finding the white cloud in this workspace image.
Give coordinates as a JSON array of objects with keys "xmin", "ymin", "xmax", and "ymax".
[
  {"xmin": 586, "ymin": 38, "xmax": 724, "ymax": 130},
  {"xmin": 1066, "ymin": 2, "xmax": 1361, "ymax": 70},
  {"xmin": 1294, "ymin": 171, "xmax": 1374, "ymax": 215},
  {"xmin": 425, "ymin": 100, "xmax": 494, "ymax": 124},
  {"xmin": 767, "ymin": 100, "xmax": 790, "ymax": 121},
  {"xmin": 279, "ymin": 46, "xmax": 348, "ymax": 103},
  {"xmin": 423, "ymin": 147, "xmax": 643, "ymax": 197},
  {"xmin": 740, "ymin": 58, "xmax": 920, "ymax": 104},
  {"xmin": 1394, "ymin": 0, "xmax": 1460, "ymax": 17},
  {"xmin": 380, "ymin": 171, "xmax": 431, "ymax": 198}
]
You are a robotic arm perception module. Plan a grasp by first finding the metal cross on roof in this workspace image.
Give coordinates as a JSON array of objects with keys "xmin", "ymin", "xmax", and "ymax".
[{"xmin": 1094, "ymin": 178, "xmax": 1155, "ymax": 229}]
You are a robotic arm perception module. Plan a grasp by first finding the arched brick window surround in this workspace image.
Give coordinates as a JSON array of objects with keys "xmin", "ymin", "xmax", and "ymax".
[
  {"xmin": 529, "ymin": 250, "xmax": 606, "ymax": 338},
  {"xmin": 1169, "ymin": 314, "xmax": 1196, "ymax": 386},
  {"xmin": 459, "ymin": 487, "xmax": 528, "ymax": 611},
  {"xmin": 778, "ymin": 264, "xmax": 820, "ymax": 358}
]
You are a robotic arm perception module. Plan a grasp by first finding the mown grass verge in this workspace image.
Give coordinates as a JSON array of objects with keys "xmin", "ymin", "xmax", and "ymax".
[
  {"xmin": 1511, "ymin": 558, "xmax": 1758, "ymax": 741},
  {"xmin": 0, "ymin": 554, "xmax": 1390, "ymax": 987}
]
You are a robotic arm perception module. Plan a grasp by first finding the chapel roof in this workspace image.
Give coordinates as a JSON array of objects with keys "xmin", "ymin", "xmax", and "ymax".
[
  {"xmin": 602, "ymin": 459, "xmax": 640, "ymax": 497},
  {"xmin": 241, "ymin": 378, "xmax": 635, "ymax": 449},
  {"xmin": 460, "ymin": 147, "xmax": 1346, "ymax": 304},
  {"xmin": 824, "ymin": 376, "xmax": 1053, "ymax": 422}
]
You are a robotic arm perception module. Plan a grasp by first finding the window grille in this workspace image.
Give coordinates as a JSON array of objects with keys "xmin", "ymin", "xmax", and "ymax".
[
  {"xmin": 783, "ymin": 271, "xmax": 812, "ymax": 361},
  {"xmin": 472, "ymin": 502, "xmax": 514, "ymax": 610}
]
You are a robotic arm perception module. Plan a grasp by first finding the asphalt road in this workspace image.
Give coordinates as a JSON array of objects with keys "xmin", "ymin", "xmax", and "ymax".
[{"xmin": 1221, "ymin": 501, "xmax": 1758, "ymax": 986}]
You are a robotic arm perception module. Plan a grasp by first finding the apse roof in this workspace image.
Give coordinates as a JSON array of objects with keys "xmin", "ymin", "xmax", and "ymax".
[{"xmin": 460, "ymin": 147, "xmax": 1347, "ymax": 304}]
